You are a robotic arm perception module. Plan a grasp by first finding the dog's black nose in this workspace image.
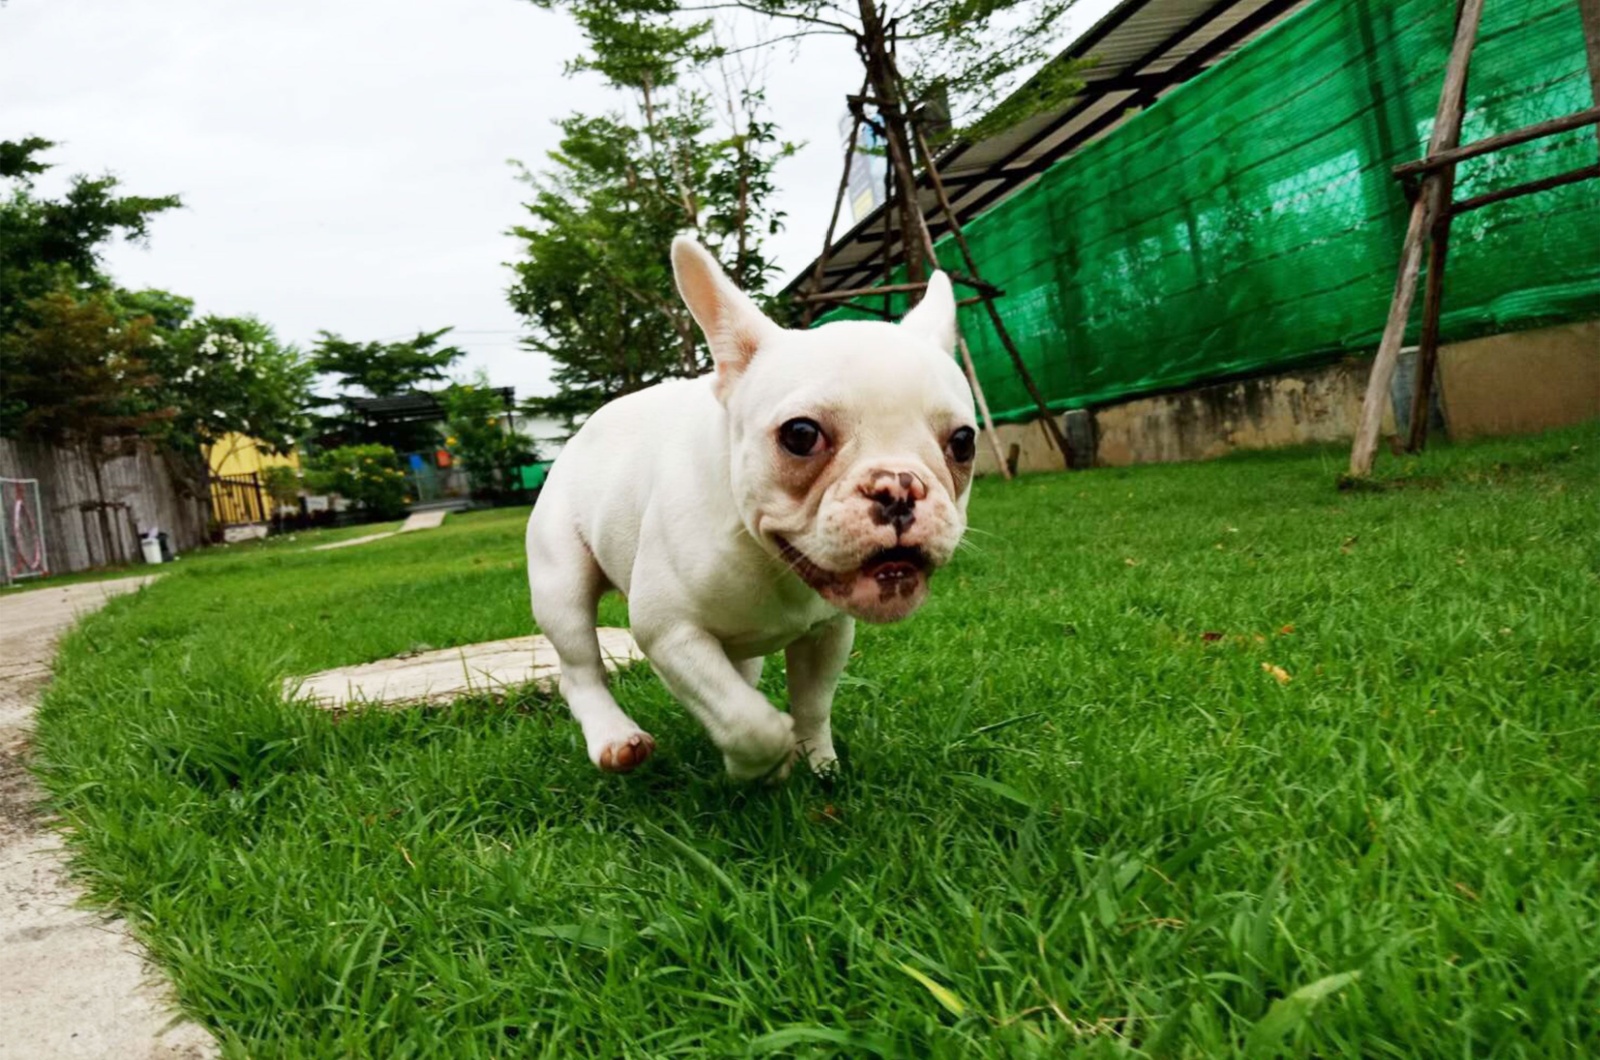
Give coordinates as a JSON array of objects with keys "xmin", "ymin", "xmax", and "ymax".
[
  {"xmin": 862, "ymin": 469, "xmax": 925, "ymax": 536},
  {"xmin": 871, "ymin": 490, "xmax": 916, "ymax": 534}
]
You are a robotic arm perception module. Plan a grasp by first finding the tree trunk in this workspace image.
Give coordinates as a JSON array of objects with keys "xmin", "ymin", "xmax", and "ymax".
[{"xmin": 857, "ymin": 0, "xmax": 926, "ymax": 294}]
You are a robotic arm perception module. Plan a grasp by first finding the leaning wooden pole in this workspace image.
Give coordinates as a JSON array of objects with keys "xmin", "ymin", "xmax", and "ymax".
[
  {"xmin": 1581, "ymin": 0, "xmax": 1600, "ymax": 154},
  {"xmin": 904, "ymin": 171, "xmax": 1012, "ymax": 479},
  {"xmin": 1406, "ymin": 221, "xmax": 1453, "ymax": 452},
  {"xmin": 1350, "ymin": 0, "xmax": 1485, "ymax": 476},
  {"xmin": 801, "ymin": 98, "xmax": 867, "ymax": 327},
  {"xmin": 908, "ymin": 122, "xmax": 1074, "ymax": 467}
]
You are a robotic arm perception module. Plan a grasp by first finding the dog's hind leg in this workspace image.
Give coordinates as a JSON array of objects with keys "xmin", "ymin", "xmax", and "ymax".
[
  {"xmin": 527, "ymin": 519, "xmax": 654, "ymax": 774},
  {"xmin": 731, "ymin": 655, "xmax": 764, "ymax": 689}
]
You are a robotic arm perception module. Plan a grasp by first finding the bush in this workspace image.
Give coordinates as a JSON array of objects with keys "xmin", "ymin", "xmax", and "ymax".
[
  {"xmin": 442, "ymin": 377, "xmax": 537, "ymax": 502},
  {"xmin": 259, "ymin": 465, "xmax": 301, "ymax": 509},
  {"xmin": 303, "ymin": 444, "xmax": 407, "ymax": 520}
]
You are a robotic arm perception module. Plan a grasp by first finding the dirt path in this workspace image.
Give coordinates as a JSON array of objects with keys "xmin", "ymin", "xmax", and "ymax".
[{"xmin": 0, "ymin": 578, "xmax": 215, "ymax": 1059}]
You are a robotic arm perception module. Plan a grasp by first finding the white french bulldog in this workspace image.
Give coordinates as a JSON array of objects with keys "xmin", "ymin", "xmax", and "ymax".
[{"xmin": 525, "ymin": 236, "xmax": 976, "ymax": 781}]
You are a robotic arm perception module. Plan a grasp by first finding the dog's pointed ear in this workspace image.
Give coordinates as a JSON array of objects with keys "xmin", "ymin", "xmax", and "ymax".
[
  {"xmin": 672, "ymin": 236, "xmax": 782, "ymax": 396},
  {"xmin": 900, "ymin": 271, "xmax": 957, "ymax": 355}
]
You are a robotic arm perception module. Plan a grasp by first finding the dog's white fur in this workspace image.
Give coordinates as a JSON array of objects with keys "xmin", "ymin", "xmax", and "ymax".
[{"xmin": 525, "ymin": 236, "xmax": 976, "ymax": 780}]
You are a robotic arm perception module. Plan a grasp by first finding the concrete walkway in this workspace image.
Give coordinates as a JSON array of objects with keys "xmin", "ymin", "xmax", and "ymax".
[
  {"xmin": 0, "ymin": 578, "xmax": 214, "ymax": 1059},
  {"xmin": 291, "ymin": 629, "xmax": 642, "ymax": 710},
  {"xmin": 307, "ymin": 508, "xmax": 449, "ymax": 552}
]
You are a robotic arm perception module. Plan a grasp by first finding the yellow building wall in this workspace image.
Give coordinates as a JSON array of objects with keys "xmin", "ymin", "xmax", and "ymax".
[{"xmin": 206, "ymin": 434, "xmax": 300, "ymax": 478}]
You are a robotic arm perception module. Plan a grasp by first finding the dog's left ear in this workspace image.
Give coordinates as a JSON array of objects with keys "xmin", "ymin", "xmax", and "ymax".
[
  {"xmin": 899, "ymin": 271, "xmax": 958, "ymax": 355},
  {"xmin": 671, "ymin": 236, "xmax": 782, "ymax": 398}
]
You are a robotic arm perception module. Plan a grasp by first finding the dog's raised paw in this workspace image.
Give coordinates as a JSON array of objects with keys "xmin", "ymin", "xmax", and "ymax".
[{"xmin": 597, "ymin": 732, "xmax": 656, "ymax": 773}]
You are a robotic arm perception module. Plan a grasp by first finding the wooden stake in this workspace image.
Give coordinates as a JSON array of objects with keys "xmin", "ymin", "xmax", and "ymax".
[
  {"xmin": 1350, "ymin": 0, "xmax": 1484, "ymax": 477},
  {"xmin": 902, "ymin": 153, "xmax": 1012, "ymax": 480},
  {"xmin": 909, "ymin": 121, "xmax": 1074, "ymax": 468},
  {"xmin": 1581, "ymin": 0, "xmax": 1600, "ymax": 154},
  {"xmin": 1407, "ymin": 222, "xmax": 1452, "ymax": 451},
  {"xmin": 801, "ymin": 116, "xmax": 863, "ymax": 327}
]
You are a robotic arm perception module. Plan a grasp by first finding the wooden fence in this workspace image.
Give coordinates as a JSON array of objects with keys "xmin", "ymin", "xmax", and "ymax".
[{"xmin": 0, "ymin": 438, "xmax": 209, "ymax": 574}]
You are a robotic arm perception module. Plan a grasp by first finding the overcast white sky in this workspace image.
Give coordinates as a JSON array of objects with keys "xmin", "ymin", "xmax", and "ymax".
[{"xmin": 2, "ymin": 0, "xmax": 1117, "ymax": 399}]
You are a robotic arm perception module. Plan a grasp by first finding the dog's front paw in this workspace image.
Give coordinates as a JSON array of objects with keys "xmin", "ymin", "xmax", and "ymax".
[
  {"xmin": 799, "ymin": 738, "xmax": 839, "ymax": 776},
  {"xmin": 722, "ymin": 711, "xmax": 796, "ymax": 783},
  {"xmin": 595, "ymin": 731, "xmax": 656, "ymax": 774}
]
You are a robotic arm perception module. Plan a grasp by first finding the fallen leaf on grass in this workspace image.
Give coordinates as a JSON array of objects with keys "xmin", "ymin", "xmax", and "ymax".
[
  {"xmin": 1453, "ymin": 881, "xmax": 1480, "ymax": 902},
  {"xmin": 1279, "ymin": 624, "xmax": 1295, "ymax": 635},
  {"xmin": 895, "ymin": 962, "xmax": 967, "ymax": 1018},
  {"xmin": 1262, "ymin": 663, "xmax": 1292, "ymax": 685},
  {"xmin": 1246, "ymin": 971, "xmax": 1361, "ymax": 1052},
  {"xmin": 1201, "ymin": 631, "xmax": 1224, "ymax": 643}
]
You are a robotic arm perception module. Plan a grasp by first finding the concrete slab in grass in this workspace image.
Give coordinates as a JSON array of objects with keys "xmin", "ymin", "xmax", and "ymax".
[
  {"xmin": 306, "ymin": 509, "xmax": 450, "ymax": 553},
  {"xmin": 289, "ymin": 629, "xmax": 642, "ymax": 710}
]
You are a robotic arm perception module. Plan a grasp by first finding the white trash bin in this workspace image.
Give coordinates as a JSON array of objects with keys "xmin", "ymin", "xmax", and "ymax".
[{"xmin": 140, "ymin": 536, "xmax": 164, "ymax": 565}]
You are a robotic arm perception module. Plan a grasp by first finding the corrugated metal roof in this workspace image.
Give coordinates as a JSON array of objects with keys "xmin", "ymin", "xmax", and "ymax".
[{"xmin": 784, "ymin": 0, "xmax": 1314, "ymax": 304}]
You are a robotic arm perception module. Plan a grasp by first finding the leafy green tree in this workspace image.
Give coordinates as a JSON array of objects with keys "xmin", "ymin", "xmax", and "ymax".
[
  {"xmin": 310, "ymin": 328, "xmax": 465, "ymax": 453},
  {"xmin": 149, "ymin": 315, "xmax": 315, "ymax": 465},
  {"xmin": 533, "ymin": 0, "xmax": 1084, "ymax": 287},
  {"xmin": 303, "ymin": 444, "xmax": 409, "ymax": 521},
  {"xmin": 509, "ymin": 3, "xmax": 794, "ymax": 424},
  {"xmin": 0, "ymin": 290, "xmax": 174, "ymax": 562},
  {"xmin": 0, "ymin": 139, "xmax": 317, "ymax": 538},
  {"xmin": 442, "ymin": 375, "xmax": 539, "ymax": 502},
  {"xmin": 0, "ymin": 138, "xmax": 182, "ymax": 337}
]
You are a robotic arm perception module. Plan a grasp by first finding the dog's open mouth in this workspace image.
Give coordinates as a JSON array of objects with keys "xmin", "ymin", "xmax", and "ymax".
[
  {"xmin": 859, "ymin": 545, "xmax": 929, "ymax": 585},
  {"xmin": 774, "ymin": 537, "xmax": 933, "ymax": 623}
]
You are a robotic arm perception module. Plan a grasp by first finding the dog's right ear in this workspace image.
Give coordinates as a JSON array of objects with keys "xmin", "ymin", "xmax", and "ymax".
[{"xmin": 671, "ymin": 236, "xmax": 782, "ymax": 399}]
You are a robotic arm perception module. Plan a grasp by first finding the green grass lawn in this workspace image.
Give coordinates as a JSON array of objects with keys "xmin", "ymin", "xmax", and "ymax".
[
  {"xmin": 33, "ymin": 424, "xmax": 1600, "ymax": 1057},
  {"xmin": 0, "ymin": 517, "xmax": 405, "ymax": 595}
]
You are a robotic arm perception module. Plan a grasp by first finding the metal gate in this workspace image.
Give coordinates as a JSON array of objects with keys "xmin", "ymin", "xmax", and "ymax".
[{"xmin": 210, "ymin": 472, "xmax": 268, "ymax": 527}]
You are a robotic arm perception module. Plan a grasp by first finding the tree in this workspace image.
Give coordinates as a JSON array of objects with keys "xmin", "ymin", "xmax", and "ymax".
[
  {"xmin": 441, "ymin": 375, "xmax": 538, "ymax": 502},
  {"xmin": 0, "ymin": 290, "xmax": 174, "ymax": 562},
  {"xmin": 531, "ymin": 0, "xmax": 1084, "ymax": 294},
  {"xmin": 0, "ymin": 138, "xmax": 182, "ymax": 338},
  {"xmin": 149, "ymin": 314, "xmax": 315, "ymax": 466},
  {"xmin": 0, "ymin": 139, "xmax": 319, "ymax": 545},
  {"xmin": 310, "ymin": 328, "xmax": 465, "ymax": 453},
  {"xmin": 508, "ymin": 3, "xmax": 795, "ymax": 424}
]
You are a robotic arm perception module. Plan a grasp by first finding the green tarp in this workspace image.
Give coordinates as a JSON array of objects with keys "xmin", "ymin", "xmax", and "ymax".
[{"xmin": 825, "ymin": 0, "xmax": 1600, "ymax": 423}]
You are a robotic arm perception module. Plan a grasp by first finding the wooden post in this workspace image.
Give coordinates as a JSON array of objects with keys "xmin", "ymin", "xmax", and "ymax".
[
  {"xmin": 1581, "ymin": 0, "xmax": 1600, "ymax": 154},
  {"xmin": 802, "ymin": 96, "xmax": 867, "ymax": 327},
  {"xmin": 1406, "ymin": 223, "xmax": 1452, "ymax": 451},
  {"xmin": 1349, "ymin": 0, "xmax": 1485, "ymax": 477},
  {"xmin": 909, "ymin": 121, "xmax": 1074, "ymax": 467},
  {"xmin": 904, "ymin": 157, "xmax": 1012, "ymax": 479}
]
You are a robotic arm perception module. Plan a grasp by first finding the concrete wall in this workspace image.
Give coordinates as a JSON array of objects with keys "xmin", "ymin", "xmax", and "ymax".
[
  {"xmin": 1436, "ymin": 321, "xmax": 1600, "ymax": 441},
  {"xmin": 973, "ymin": 319, "xmax": 1599, "ymax": 475}
]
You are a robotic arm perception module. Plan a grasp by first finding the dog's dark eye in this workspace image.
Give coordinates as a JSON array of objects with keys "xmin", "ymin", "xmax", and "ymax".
[
  {"xmin": 946, "ymin": 427, "xmax": 976, "ymax": 464},
  {"xmin": 778, "ymin": 418, "xmax": 827, "ymax": 457}
]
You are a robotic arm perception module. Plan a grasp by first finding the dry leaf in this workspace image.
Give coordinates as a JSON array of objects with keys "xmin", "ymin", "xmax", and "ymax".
[
  {"xmin": 1262, "ymin": 663, "xmax": 1292, "ymax": 685},
  {"xmin": 1279, "ymin": 624, "xmax": 1295, "ymax": 635},
  {"xmin": 1124, "ymin": 557, "xmax": 1140, "ymax": 567},
  {"xmin": 1201, "ymin": 631, "xmax": 1224, "ymax": 643}
]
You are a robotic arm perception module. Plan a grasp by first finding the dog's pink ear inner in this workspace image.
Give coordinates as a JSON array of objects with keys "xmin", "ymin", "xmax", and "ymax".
[
  {"xmin": 900, "ymin": 271, "xmax": 958, "ymax": 355},
  {"xmin": 671, "ymin": 236, "xmax": 780, "ymax": 393}
]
